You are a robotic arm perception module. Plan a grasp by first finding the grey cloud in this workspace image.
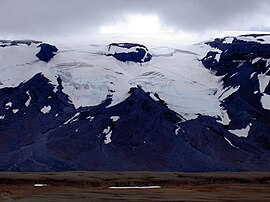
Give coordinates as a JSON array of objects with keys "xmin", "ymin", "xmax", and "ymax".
[{"xmin": 0, "ymin": 0, "xmax": 269, "ymax": 39}]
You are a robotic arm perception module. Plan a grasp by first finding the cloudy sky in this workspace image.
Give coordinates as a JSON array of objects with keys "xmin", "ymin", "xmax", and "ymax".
[{"xmin": 1, "ymin": 0, "xmax": 270, "ymax": 44}]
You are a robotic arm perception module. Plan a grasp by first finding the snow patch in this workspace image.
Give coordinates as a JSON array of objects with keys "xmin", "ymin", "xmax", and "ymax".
[
  {"xmin": 104, "ymin": 131, "xmax": 112, "ymax": 144},
  {"xmin": 0, "ymin": 115, "xmax": 5, "ymax": 119},
  {"xmin": 215, "ymin": 53, "xmax": 220, "ymax": 62},
  {"xmin": 40, "ymin": 105, "xmax": 51, "ymax": 114},
  {"xmin": 64, "ymin": 112, "xmax": 80, "ymax": 125},
  {"xmin": 230, "ymin": 72, "xmax": 237, "ymax": 78},
  {"xmin": 223, "ymin": 37, "xmax": 234, "ymax": 44},
  {"xmin": 110, "ymin": 116, "xmax": 120, "ymax": 122},
  {"xmin": 261, "ymin": 94, "xmax": 270, "ymax": 110},
  {"xmin": 34, "ymin": 184, "xmax": 47, "ymax": 187},
  {"xmin": 103, "ymin": 126, "xmax": 112, "ymax": 144},
  {"xmin": 258, "ymin": 73, "xmax": 270, "ymax": 93},
  {"xmin": 5, "ymin": 102, "xmax": 12, "ymax": 109},
  {"xmin": 86, "ymin": 115, "xmax": 94, "ymax": 121},
  {"xmin": 217, "ymin": 108, "xmax": 231, "ymax": 125},
  {"xmin": 229, "ymin": 124, "xmax": 251, "ymax": 138},
  {"xmin": 252, "ymin": 58, "xmax": 261, "ymax": 64},
  {"xmin": 266, "ymin": 59, "xmax": 270, "ymax": 67},
  {"xmin": 224, "ymin": 137, "xmax": 239, "ymax": 149},
  {"xmin": 12, "ymin": 109, "xmax": 19, "ymax": 114},
  {"xmin": 250, "ymin": 72, "xmax": 256, "ymax": 79},
  {"xmin": 25, "ymin": 91, "xmax": 31, "ymax": 107},
  {"xmin": 109, "ymin": 186, "xmax": 161, "ymax": 189},
  {"xmin": 149, "ymin": 93, "xmax": 159, "ymax": 101},
  {"xmin": 219, "ymin": 86, "xmax": 240, "ymax": 100},
  {"xmin": 175, "ymin": 125, "xmax": 181, "ymax": 135}
]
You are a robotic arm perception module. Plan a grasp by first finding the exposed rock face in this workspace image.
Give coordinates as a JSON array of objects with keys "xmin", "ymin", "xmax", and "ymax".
[
  {"xmin": 202, "ymin": 35, "xmax": 270, "ymax": 152},
  {"xmin": 0, "ymin": 73, "xmax": 269, "ymax": 172},
  {"xmin": 36, "ymin": 43, "xmax": 58, "ymax": 62},
  {"xmin": 106, "ymin": 43, "xmax": 152, "ymax": 63}
]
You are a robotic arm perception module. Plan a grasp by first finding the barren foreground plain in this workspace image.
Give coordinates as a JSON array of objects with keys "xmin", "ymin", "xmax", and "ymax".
[{"xmin": 0, "ymin": 172, "xmax": 269, "ymax": 201}]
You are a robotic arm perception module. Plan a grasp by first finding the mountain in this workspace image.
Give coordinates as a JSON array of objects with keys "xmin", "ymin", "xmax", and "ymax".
[{"xmin": 0, "ymin": 36, "xmax": 269, "ymax": 172}]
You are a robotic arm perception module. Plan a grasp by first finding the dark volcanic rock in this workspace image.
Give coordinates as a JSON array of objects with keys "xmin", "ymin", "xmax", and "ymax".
[
  {"xmin": 106, "ymin": 43, "xmax": 152, "ymax": 63},
  {"xmin": 0, "ymin": 73, "xmax": 269, "ymax": 172},
  {"xmin": 0, "ymin": 40, "xmax": 42, "ymax": 48},
  {"xmin": 202, "ymin": 36, "xmax": 270, "ymax": 152},
  {"xmin": 36, "ymin": 43, "xmax": 58, "ymax": 62}
]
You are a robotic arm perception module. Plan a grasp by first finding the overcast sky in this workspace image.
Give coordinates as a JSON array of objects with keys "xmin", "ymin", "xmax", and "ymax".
[{"xmin": 1, "ymin": 0, "xmax": 270, "ymax": 43}]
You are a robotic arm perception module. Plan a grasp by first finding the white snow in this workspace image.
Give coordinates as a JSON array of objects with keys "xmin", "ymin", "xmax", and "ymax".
[
  {"xmin": 250, "ymin": 72, "xmax": 256, "ymax": 79},
  {"xmin": 219, "ymin": 86, "xmax": 240, "ymax": 100},
  {"xmin": 110, "ymin": 116, "xmax": 120, "ymax": 122},
  {"xmin": 149, "ymin": 93, "xmax": 159, "ymax": 101},
  {"xmin": 266, "ymin": 59, "xmax": 270, "ymax": 67},
  {"xmin": 256, "ymin": 36, "xmax": 270, "ymax": 44},
  {"xmin": 86, "ymin": 115, "xmax": 94, "ymax": 121},
  {"xmin": 102, "ymin": 126, "xmax": 111, "ymax": 135},
  {"xmin": 104, "ymin": 131, "xmax": 112, "ymax": 144},
  {"xmin": 215, "ymin": 53, "xmax": 220, "ymax": 62},
  {"xmin": 63, "ymin": 112, "xmax": 80, "ymax": 125},
  {"xmin": 109, "ymin": 186, "xmax": 161, "ymax": 189},
  {"xmin": 229, "ymin": 124, "xmax": 251, "ymax": 138},
  {"xmin": 40, "ymin": 105, "xmax": 51, "ymax": 114},
  {"xmin": 150, "ymin": 47, "xmax": 198, "ymax": 57},
  {"xmin": 175, "ymin": 125, "xmax": 181, "ymax": 135},
  {"xmin": 0, "ymin": 40, "xmax": 228, "ymax": 120},
  {"xmin": 0, "ymin": 115, "xmax": 5, "ymax": 119},
  {"xmin": 12, "ymin": 109, "xmax": 19, "ymax": 114},
  {"xmin": 261, "ymin": 94, "xmax": 270, "ymax": 110},
  {"xmin": 5, "ymin": 37, "xmax": 269, "ymax": 126},
  {"xmin": 223, "ymin": 37, "xmax": 234, "ymax": 44},
  {"xmin": 150, "ymin": 47, "xmax": 175, "ymax": 57},
  {"xmin": 5, "ymin": 102, "xmax": 12, "ymax": 109},
  {"xmin": 237, "ymin": 36, "xmax": 257, "ymax": 43},
  {"xmin": 258, "ymin": 73, "xmax": 270, "ymax": 93},
  {"xmin": 230, "ymin": 72, "xmax": 238, "ymax": 78},
  {"xmin": 217, "ymin": 108, "xmax": 231, "ymax": 125},
  {"xmin": 252, "ymin": 58, "xmax": 261, "ymax": 64},
  {"xmin": 25, "ymin": 91, "xmax": 31, "ymax": 107},
  {"xmin": 103, "ymin": 126, "xmax": 112, "ymax": 144},
  {"xmin": 34, "ymin": 184, "xmax": 47, "ymax": 187},
  {"xmin": 127, "ymin": 47, "xmax": 222, "ymax": 120},
  {"xmin": 224, "ymin": 137, "xmax": 239, "ymax": 149}
]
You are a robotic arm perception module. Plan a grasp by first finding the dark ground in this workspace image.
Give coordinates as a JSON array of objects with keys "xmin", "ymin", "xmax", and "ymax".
[{"xmin": 0, "ymin": 172, "xmax": 269, "ymax": 201}]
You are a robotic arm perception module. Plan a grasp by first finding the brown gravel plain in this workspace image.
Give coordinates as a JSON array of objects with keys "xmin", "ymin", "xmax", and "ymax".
[{"xmin": 0, "ymin": 172, "xmax": 269, "ymax": 201}]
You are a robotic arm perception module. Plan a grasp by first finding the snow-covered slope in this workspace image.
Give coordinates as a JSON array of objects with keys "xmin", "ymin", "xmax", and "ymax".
[
  {"xmin": 0, "ymin": 40, "xmax": 222, "ymax": 120},
  {"xmin": 0, "ymin": 36, "xmax": 269, "ymax": 172}
]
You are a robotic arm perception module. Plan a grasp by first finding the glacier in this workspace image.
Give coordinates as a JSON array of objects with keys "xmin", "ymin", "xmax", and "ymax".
[{"xmin": 0, "ymin": 35, "xmax": 269, "ymax": 172}]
